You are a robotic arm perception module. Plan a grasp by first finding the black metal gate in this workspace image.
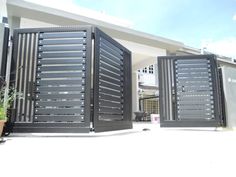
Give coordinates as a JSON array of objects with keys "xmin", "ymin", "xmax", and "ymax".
[
  {"xmin": 93, "ymin": 28, "xmax": 132, "ymax": 132},
  {"xmin": 8, "ymin": 27, "xmax": 92, "ymax": 133},
  {"xmin": 6, "ymin": 26, "xmax": 132, "ymax": 133},
  {"xmin": 158, "ymin": 55, "xmax": 224, "ymax": 127}
]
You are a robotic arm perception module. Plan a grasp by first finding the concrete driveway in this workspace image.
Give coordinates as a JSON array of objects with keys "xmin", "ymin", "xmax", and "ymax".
[{"xmin": 0, "ymin": 123, "xmax": 235, "ymax": 177}]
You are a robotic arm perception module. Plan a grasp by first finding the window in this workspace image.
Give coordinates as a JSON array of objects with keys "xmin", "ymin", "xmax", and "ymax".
[
  {"xmin": 142, "ymin": 67, "xmax": 147, "ymax": 73},
  {"xmin": 149, "ymin": 65, "xmax": 154, "ymax": 74},
  {"xmin": 140, "ymin": 65, "xmax": 155, "ymax": 74}
]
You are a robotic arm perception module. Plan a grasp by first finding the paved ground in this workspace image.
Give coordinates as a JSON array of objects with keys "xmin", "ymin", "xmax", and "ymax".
[{"xmin": 0, "ymin": 122, "xmax": 236, "ymax": 177}]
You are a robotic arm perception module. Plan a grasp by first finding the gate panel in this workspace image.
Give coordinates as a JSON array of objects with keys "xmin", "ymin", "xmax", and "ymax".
[
  {"xmin": 9, "ymin": 27, "xmax": 92, "ymax": 133},
  {"xmin": 93, "ymin": 28, "xmax": 132, "ymax": 132},
  {"xmin": 158, "ymin": 55, "xmax": 224, "ymax": 127}
]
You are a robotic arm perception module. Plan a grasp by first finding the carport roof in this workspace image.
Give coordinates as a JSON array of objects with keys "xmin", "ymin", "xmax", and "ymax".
[{"xmin": 7, "ymin": 0, "xmax": 184, "ymax": 52}]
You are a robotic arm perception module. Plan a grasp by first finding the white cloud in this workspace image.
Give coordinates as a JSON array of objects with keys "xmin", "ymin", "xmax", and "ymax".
[{"xmin": 203, "ymin": 38, "xmax": 236, "ymax": 58}]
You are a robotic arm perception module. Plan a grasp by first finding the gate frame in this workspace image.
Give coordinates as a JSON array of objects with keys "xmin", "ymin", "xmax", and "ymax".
[
  {"xmin": 93, "ymin": 27, "xmax": 132, "ymax": 132},
  {"xmin": 0, "ymin": 24, "xmax": 9, "ymax": 78},
  {"xmin": 158, "ymin": 54, "xmax": 224, "ymax": 127},
  {"xmin": 8, "ymin": 26, "xmax": 93, "ymax": 133}
]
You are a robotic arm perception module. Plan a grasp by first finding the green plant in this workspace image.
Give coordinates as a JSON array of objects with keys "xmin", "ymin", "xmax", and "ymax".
[{"xmin": 0, "ymin": 86, "xmax": 22, "ymax": 121}]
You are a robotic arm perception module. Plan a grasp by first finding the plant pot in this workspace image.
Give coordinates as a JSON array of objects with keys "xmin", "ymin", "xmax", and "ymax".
[{"xmin": 0, "ymin": 120, "xmax": 6, "ymax": 137}]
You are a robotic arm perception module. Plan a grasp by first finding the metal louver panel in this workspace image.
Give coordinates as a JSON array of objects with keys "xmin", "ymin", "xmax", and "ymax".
[
  {"xmin": 93, "ymin": 28, "xmax": 132, "ymax": 132},
  {"xmin": 175, "ymin": 59, "xmax": 214, "ymax": 120},
  {"xmin": 9, "ymin": 27, "xmax": 92, "ymax": 133},
  {"xmin": 98, "ymin": 38, "xmax": 124, "ymax": 121},
  {"xmin": 35, "ymin": 30, "xmax": 87, "ymax": 123},
  {"xmin": 158, "ymin": 55, "xmax": 224, "ymax": 127}
]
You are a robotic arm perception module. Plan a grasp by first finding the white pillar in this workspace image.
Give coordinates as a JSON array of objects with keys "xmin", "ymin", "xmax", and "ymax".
[
  {"xmin": 222, "ymin": 65, "xmax": 236, "ymax": 129},
  {"xmin": 0, "ymin": 0, "xmax": 7, "ymax": 22},
  {"xmin": 132, "ymin": 71, "xmax": 139, "ymax": 120},
  {"xmin": 8, "ymin": 16, "xmax": 21, "ymax": 35}
]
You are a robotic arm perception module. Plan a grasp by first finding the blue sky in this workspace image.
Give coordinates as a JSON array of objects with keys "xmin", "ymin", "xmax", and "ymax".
[{"xmin": 74, "ymin": 0, "xmax": 236, "ymax": 57}]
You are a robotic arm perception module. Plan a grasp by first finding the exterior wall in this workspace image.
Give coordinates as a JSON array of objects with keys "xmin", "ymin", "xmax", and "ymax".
[
  {"xmin": 139, "ymin": 73, "xmax": 156, "ymax": 86},
  {"xmin": 0, "ymin": 0, "xmax": 7, "ymax": 22},
  {"xmin": 138, "ymin": 64, "xmax": 158, "ymax": 86},
  {"xmin": 132, "ymin": 72, "xmax": 139, "ymax": 120},
  {"xmin": 222, "ymin": 65, "xmax": 236, "ymax": 128},
  {"xmin": 20, "ymin": 17, "xmax": 57, "ymax": 28}
]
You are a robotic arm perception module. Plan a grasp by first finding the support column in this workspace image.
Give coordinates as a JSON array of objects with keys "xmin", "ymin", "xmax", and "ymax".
[
  {"xmin": 132, "ymin": 71, "xmax": 139, "ymax": 120},
  {"xmin": 8, "ymin": 16, "xmax": 21, "ymax": 35},
  {"xmin": 0, "ymin": 0, "xmax": 7, "ymax": 22}
]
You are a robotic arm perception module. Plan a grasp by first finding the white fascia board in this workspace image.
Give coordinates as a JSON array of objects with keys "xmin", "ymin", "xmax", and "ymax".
[{"xmin": 7, "ymin": 0, "xmax": 184, "ymax": 51}]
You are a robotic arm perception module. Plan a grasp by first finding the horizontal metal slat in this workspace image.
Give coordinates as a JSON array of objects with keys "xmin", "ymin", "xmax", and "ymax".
[
  {"xmin": 177, "ymin": 85, "xmax": 212, "ymax": 89},
  {"xmin": 178, "ymin": 110, "xmax": 213, "ymax": 115},
  {"xmin": 38, "ymin": 58, "xmax": 85, "ymax": 65},
  {"xmin": 99, "ymin": 107, "xmax": 123, "ymax": 114},
  {"xmin": 38, "ymin": 52, "xmax": 85, "ymax": 58},
  {"xmin": 176, "ymin": 68, "xmax": 210, "ymax": 72},
  {"xmin": 177, "ymin": 91, "xmax": 213, "ymax": 96},
  {"xmin": 99, "ymin": 87, "xmax": 123, "ymax": 97},
  {"xmin": 176, "ymin": 59, "xmax": 209, "ymax": 64},
  {"xmin": 99, "ymin": 100, "xmax": 123, "ymax": 109},
  {"xmin": 99, "ymin": 81, "xmax": 123, "ymax": 91},
  {"xmin": 175, "ymin": 63, "xmax": 209, "ymax": 69},
  {"xmin": 34, "ymin": 115, "xmax": 84, "ymax": 122},
  {"xmin": 37, "ymin": 79, "xmax": 84, "ymax": 86},
  {"xmin": 100, "ymin": 50, "xmax": 123, "ymax": 65},
  {"xmin": 177, "ymin": 105, "xmax": 213, "ymax": 110},
  {"xmin": 35, "ymin": 108, "xmax": 84, "ymax": 114},
  {"xmin": 177, "ymin": 95, "xmax": 213, "ymax": 100},
  {"xmin": 178, "ymin": 115, "xmax": 214, "ymax": 120},
  {"xmin": 36, "ymin": 86, "xmax": 84, "ymax": 92},
  {"xmin": 177, "ymin": 77, "xmax": 211, "ymax": 82},
  {"xmin": 38, "ymin": 45, "xmax": 86, "ymax": 52},
  {"xmin": 99, "ymin": 75, "xmax": 123, "ymax": 86},
  {"xmin": 39, "ymin": 39, "xmax": 86, "ymax": 45},
  {"xmin": 100, "ymin": 42, "xmax": 123, "ymax": 61},
  {"xmin": 177, "ymin": 100, "xmax": 213, "ymax": 104},
  {"xmin": 100, "ymin": 62, "xmax": 123, "ymax": 75},
  {"xmin": 100, "ymin": 55, "xmax": 123, "ymax": 70},
  {"xmin": 36, "ymin": 93, "xmax": 84, "ymax": 99},
  {"xmin": 36, "ymin": 100, "xmax": 84, "ymax": 107},
  {"xmin": 37, "ymin": 72, "xmax": 85, "ymax": 78},
  {"xmin": 176, "ymin": 71, "xmax": 210, "ymax": 76},
  {"xmin": 100, "ymin": 38, "xmax": 123, "ymax": 55},
  {"xmin": 176, "ymin": 72, "xmax": 210, "ymax": 77},
  {"xmin": 99, "ymin": 68, "xmax": 123, "ymax": 81},
  {"xmin": 177, "ymin": 88, "xmax": 213, "ymax": 92},
  {"xmin": 99, "ymin": 114, "xmax": 123, "ymax": 120},
  {"xmin": 100, "ymin": 49, "xmax": 123, "ymax": 64},
  {"xmin": 99, "ymin": 93, "xmax": 123, "ymax": 103},
  {"xmin": 38, "ymin": 65, "xmax": 85, "ymax": 71},
  {"xmin": 176, "ymin": 81, "xmax": 212, "ymax": 86},
  {"xmin": 39, "ymin": 32, "xmax": 86, "ymax": 39}
]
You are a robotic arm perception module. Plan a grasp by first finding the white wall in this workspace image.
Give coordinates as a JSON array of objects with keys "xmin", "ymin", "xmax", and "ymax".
[
  {"xmin": 139, "ymin": 73, "xmax": 156, "ymax": 86},
  {"xmin": 20, "ymin": 17, "xmax": 57, "ymax": 28},
  {"xmin": 222, "ymin": 65, "xmax": 236, "ymax": 128},
  {"xmin": 0, "ymin": 0, "xmax": 7, "ymax": 22}
]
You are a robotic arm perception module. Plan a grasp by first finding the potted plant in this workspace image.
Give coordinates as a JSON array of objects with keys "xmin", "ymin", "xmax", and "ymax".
[{"xmin": 0, "ymin": 86, "xmax": 21, "ymax": 137}]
